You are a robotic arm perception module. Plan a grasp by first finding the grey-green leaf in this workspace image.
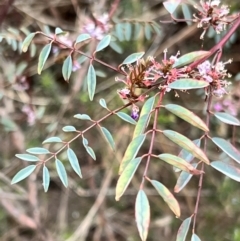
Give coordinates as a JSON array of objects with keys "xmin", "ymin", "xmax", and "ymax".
[
  {"xmin": 43, "ymin": 165, "xmax": 50, "ymax": 192},
  {"xmin": 22, "ymin": 33, "xmax": 36, "ymax": 52},
  {"xmin": 75, "ymin": 33, "xmax": 91, "ymax": 45},
  {"xmin": 119, "ymin": 134, "xmax": 146, "ymax": 174},
  {"xmin": 38, "ymin": 43, "xmax": 52, "ymax": 74},
  {"xmin": 109, "ymin": 41, "xmax": 123, "ymax": 54},
  {"xmin": 74, "ymin": 114, "xmax": 91, "ymax": 120},
  {"xmin": 125, "ymin": 22, "xmax": 132, "ymax": 41},
  {"xmin": 82, "ymin": 138, "xmax": 96, "ymax": 160},
  {"xmin": 96, "ymin": 35, "xmax": 111, "ymax": 52},
  {"xmin": 163, "ymin": 0, "xmax": 181, "ymax": 14},
  {"xmin": 55, "ymin": 159, "xmax": 68, "ymax": 187},
  {"xmin": 116, "ymin": 112, "xmax": 137, "ymax": 125},
  {"xmin": 99, "ymin": 98, "xmax": 108, "ymax": 109},
  {"xmin": 100, "ymin": 127, "xmax": 115, "ymax": 151},
  {"xmin": 212, "ymin": 137, "xmax": 240, "ymax": 164},
  {"xmin": 67, "ymin": 148, "xmax": 82, "ymax": 178},
  {"xmin": 116, "ymin": 157, "xmax": 142, "ymax": 201},
  {"xmin": 135, "ymin": 190, "xmax": 150, "ymax": 241},
  {"xmin": 87, "ymin": 64, "xmax": 96, "ymax": 101},
  {"xmin": 11, "ymin": 165, "xmax": 36, "ymax": 184},
  {"xmin": 15, "ymin": 154, "xmax": 39, "ymax": 162},
  {"xmin": 214, "ymin": 112, "xmax": 240, "ymax": 126},
  {"xmin": 121, "ymin": 52, "xmax": 145, "ymax": 65},
  {"xmin": 26, "ymin": 147, "xmax": 50, "ymax": 155},
  {"xmin": 169, "ymin": 79, "xmax": 209, "ymax": 90},
  {"xmin": 62, "ymin": 125, "xmax": 77, "ymax": 132},
  {"xmin": 62, "ymin": 55, "xmax": 72, "ymax": 81},
  {"xmin": 191, "ymin": 234, "xmax": 201, "ymax": 241},
  {"xmin": 176, "ymin": 216, "xmax": 192, "ymax": 241},
  {"xmin": 42, "ymin": 136, "xmax": 63, "ymax": 144}
]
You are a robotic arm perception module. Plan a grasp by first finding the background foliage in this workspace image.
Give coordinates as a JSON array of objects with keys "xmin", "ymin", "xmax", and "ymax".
[{"xmin": 0, "ymin": 0, "xmax": 240, "ymax": 241}]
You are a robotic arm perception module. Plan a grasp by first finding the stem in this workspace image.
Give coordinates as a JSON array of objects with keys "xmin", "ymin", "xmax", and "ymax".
[
  {"xmin": 192, "ymin": 91, "xmax": 213, "ymax": 233},
  {"xmin": 140, "ymin": 90, "xmax": 165, "ymax": 189}
]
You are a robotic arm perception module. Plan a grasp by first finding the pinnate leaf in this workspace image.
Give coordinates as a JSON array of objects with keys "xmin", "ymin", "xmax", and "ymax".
[
  {"xmin": 62, "ymin": 125, "xmax": 77, "ymax": 132},
  {"xmin": 67, "ymin": 148, "xmax": 82, "ymax": 177},
  {"xmin": 11, "ymin": 165, "xmax": 36, "ymax": 184},
  {"xmin": 150, "ymin": 179, "xmax": 180, "ymax": 217},
  {"xmin": 165, "ymin": 104, "xmax": 209, "ymax": 131},
  {"xmin": 119, "ymin": 134, "xmax": 146, "ymax": 174},
  {"xmin": 62, "ymin": 55, "xmax": 72, "ymax": 81},
  {"xmin": 163, "ymin": 130, "xmax": 209, "ymax": 164},
  {"xmin": 75, "ymin": 33, "xmax": 91, "ymax": 45},
  {"xmin": 100, "ymin": 127, "xmax": 115, "ymax": 151},
  {"xmin": 211, "ymin": 161, "xmax": 240, "ymax": 182},
  {"xmin": 55, "ymin": 159, "xmax": 68, "ymax": 187},
  {"xmin": 42, "ymin": 136, "xmax": 63, "ymax": 144},
  {"xmin": 43, "ymin": 165, "xmax": 50, "ymax": 192},
  {"xmin": 87, "ymin": 64, "xmax": 96, "ymax": 101},
  {"xmin": 82, "ymin": 138, "xmax": 96, "ymax": 160},
  {"xmin": 214, "ymin": 112, "xmax": 240, "ymax": 126},
  {"xmin": 115, "ymin": 157, "xmax": 142, "ymax": 201},
  {"xmin": 212, "ymin": 137, "xmax": 240, "ymax": 164},
  {"xmin": 74, "ymin": 114, "xmax": 91, "ymax": 120},
  {"xmin": 96, "ymin": 35, "xmax": 111, "ymax": 52},
  {"xmin": 121, "ymin": 52, "xmax": 145, "ymax": 65},
  {"xmin": 15, "ymin": 154, "xmax": 39, "ymax": 162},
  {"xmin": 26, "ymin": 147, "xmax": 50, "ymax": 155},
  {"xmin": 116, "ymin": 112, "xmax": 137, "ymax": 125},
  {"xmin": 22, "ymin": 33, "xmax": 36, "ymax": 52},
  {"xmin": 135, "ymin": 190, "xmax": 150, "ymax": 241},
  {"xmin": 176, "ymin": 216, "xmax": 192, "ymax": 241},
  {"xmin": 38, "ymin": 43, "xmax": 52, "ymax": 74}
]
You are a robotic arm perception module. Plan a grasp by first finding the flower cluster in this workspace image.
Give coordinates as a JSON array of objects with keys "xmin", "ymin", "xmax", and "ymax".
[
  {"xmin": 81, "ymin": 14, "xmax": 110, "ymax": 40},
  {"xmin": 193, "ymin": 0, "xmax": 231, "ymax": 39},
  {"xmin": 116, "ymin": 50, "xmax": 188, "ymax": 119},
  {"xmin": 196, "ymin": 59, "xmax": 232, "ymax": 97}
]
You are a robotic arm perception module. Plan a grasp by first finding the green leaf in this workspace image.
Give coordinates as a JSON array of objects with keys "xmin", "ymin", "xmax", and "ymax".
[
  {"xmin": 150, "ymin": 179, "xmax": 180, "ymax": 217},
  {"xmin": 176, "ymin": 217, "xmax": 192, "ymax": 241},
  {"xmin": 163, "ymin": 0, "xmax": 181, "ymax": 14},
  {"xmin": 173, "ymin": 51, "xmax": 210, "ymax": 68},
  {"xmin": 116, "ymin": 112, "xmax": 137, "ymax": 125},
  {"xmin": 115, "ymin": 157, "xmax": 142, "ymax": 201},
  {"xmin": 144, "ymin": 24, "xmax": 152, "ymax": 40},
  {"xmin": 11, "ymin": 165, "xmax": 36, "ymax": 184},
  {"xmin": 100, "ymin": 127, "xmax": 116, "ymax": 151},
  {"xmin": 175, "ymin": 139, "xmax": 201, "ymax": 172},
  {"xmin": 15, "ymin": 154, "xmax": 39, "ymax": 162},
  {"xmin": 38, "ymin": 43, "xmax": 52, "ymax": 74},
  {"xmin": 109, "ymin": 41, "xmax": 123, "ymax": 54},
  {"xmin": 82, "ymin": 138, "xmax": 96, "ymax": 160},
  {"xmin": 99, "ymin": 98, "xmax": 108, "ymax": 109},
  {"xmin": 74, "ymin": 114, "xmax": 91, "ymax": 120},
  {"xmin": 121, "ymin": 52, "xmax": 145, "ymax": 65},
  {"xmin": 214, "ymin": 112, "xmax": 240, "ymax": 126},
  {"xmin": 62, "ymin": 55, "xmax": 72, "ymax": 81},
  {"xmin": 22, "ymin": 33, "xmax": 36, "ymax": 52},
  {"xmin": 96, "ymin": 35, "xmax": 111, "ymax": 52},
  {"xmin": 135, "ymin": 190, "xmax": 150, "ymax": 241},
  {"xmin": 124, "ymin": 22, "xmax": 132, "ymax": 41},
  {"xmin": 119, "ymin": 134, "xmax": 146, "ymax": 174},
  {"xmin": 158, "ymin": 154, "xmax": 202, "ymax": 175},
  {"xmin": 133, "ymin": 96, "xmax": 155, "ymax": 139},
  {"xmin": 174, "ymin": 163, "xmax": 198, "ymax": 193},
  {"xmin": 212, "ymin": 137, "xmax": 240, "ymax": 164},
  {"xmin": 26, "ymin": 147, "xmax": 50, "ymax": 155},
  {"xmin": 75, "ymin": 33, "xmax": 91, "ymax": 45},
  {"xmin": 42, "ymin": 136, "xmax": 63, "ymax": 144},
  {"xmin": 43, "ymin": 165, "xmax": 50, "ymax": 192},
  {"xmin": 191, "ymin": 234, "xmax": 201, "ymax": 241},
  {"xmin": 87, "ymin": 64, "xmax": 96, "ymax": 101},
  {"xmin": 62, "ymin": 125, "xmax": 77, "ymax": 132},
  {"xmin": 211, "ymin": 161, "xmax": 240, "ymax": 182},
  {"xmin": 55, "ymin": 27, "xmax": 66, "ymax": 35},
  {"xmin": 165, "ymin": 104, "xmax": 209, "ymax": 131},
  {"xmin": 55, "ymin": 159, "xmax": 68, "ymax": 187},
  {"xmin": 67, "ymin": 148, "xmax": 82, "ymax": 178},
  {"xmin": 163, "ymin": 130, "xmax": 209, "ymax": 164},
  {"xmin": 169, "ymin": 79, "xmax": 209, "ymax": 90}
]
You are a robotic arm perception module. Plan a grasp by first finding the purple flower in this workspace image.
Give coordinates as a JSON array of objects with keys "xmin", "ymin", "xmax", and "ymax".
[{"xmin": 131, "ymin": 110, "xmax": 139, "ymax": 120}]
